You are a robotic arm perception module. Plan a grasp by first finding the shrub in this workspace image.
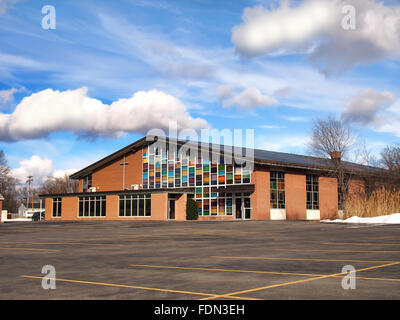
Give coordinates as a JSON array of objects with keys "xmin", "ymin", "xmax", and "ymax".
[
  {"xmin": 344, "ymin": 187, "xmax": 400, "ymax": 218},
  {"xmin": 186, "ymin": 198, "xmax": 198, "ymax": 220}
]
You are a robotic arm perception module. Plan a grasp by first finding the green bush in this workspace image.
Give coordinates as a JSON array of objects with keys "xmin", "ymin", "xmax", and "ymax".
[{"xmin": 186, "ymin": 198, "xmax": 198, "ymax": 220}]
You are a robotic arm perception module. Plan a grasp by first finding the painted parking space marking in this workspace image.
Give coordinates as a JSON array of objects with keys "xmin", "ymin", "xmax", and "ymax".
[
  {"xmin": 130, "ymin": 263, "xmax": 400, "ymax": 283},
  {"xmin": 200, "ymin": 261, "xmax": 400, "ymax": 300},
  {"xmin": 20, "ymin": 275, "xmax": 260, "ymax": 300}
]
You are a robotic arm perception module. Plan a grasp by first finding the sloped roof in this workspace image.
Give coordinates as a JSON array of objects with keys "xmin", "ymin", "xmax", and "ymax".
[{"xmin": 69, "ymin": 135, "xmax": 385, "ymax": 179}]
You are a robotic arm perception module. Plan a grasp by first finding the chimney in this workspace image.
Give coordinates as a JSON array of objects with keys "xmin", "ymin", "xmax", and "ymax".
[{"xmin": 330, "ymin": 151, "xmax": 341, "ymax": 161}]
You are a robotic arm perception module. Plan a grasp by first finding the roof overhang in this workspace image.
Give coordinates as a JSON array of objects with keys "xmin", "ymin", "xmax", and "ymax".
[{"xmin": 69, "ymin": 135, "xmax": 387, "ymax": 180}]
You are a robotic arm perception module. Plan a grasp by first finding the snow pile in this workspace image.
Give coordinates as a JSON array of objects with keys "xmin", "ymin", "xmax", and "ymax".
[
  {"xmin": 3, "ymin": 218, "xmax": 32, "ymax": 222},
  {"xmin": 322, "ymin": 213, "xmax": 400, "ymax": 224}
]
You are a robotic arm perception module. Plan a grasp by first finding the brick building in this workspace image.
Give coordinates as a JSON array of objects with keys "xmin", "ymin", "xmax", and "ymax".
[{"xmin": 41, "ymin": 136, "xmax": 382, "ymax": 221}]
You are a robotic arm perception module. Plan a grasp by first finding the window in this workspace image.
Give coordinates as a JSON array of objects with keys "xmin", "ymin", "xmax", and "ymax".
[
  {"xmin": 119, "ymin": 194, "xmax": 151, "ymax": 217},
  {"xmin": 82, "ymin": 174, "xmax": 92, "ymax": 191},
  {"xmin": 78, "ymin": 196, "xmax": 106, "ymax": 217},
  {"xmin": 142, "ymin": 141, "xmax": 253, "ymax": 217},
  {"xmin": 306, "ymin": 174, "xmax": 319, "ymax": 210},
  {"xmin": 270, "ymin": 172, "xmax": 285, "ymax": 209},
  {"xmin": 52, "ymin": 197, "xmax": 62, "ymax": 217}
]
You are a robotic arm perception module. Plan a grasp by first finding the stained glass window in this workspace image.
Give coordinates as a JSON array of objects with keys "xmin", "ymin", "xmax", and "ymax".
[
  {"xmin": 142, "ymin": 142, "xmax": 252, "ymax": 216},
  {"xmin": 270, "ymin": 172, "xmax": 285, "ymax": 209}
]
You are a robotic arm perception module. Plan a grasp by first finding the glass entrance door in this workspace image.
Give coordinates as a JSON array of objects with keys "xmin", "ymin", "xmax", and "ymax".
[
  {"xmin": 244, "ymin": 197, "xmax": 251, "ymax": 220},
  {"xmin": 234, "ymin": 194, "xmax": 251, "ymax": 220}
]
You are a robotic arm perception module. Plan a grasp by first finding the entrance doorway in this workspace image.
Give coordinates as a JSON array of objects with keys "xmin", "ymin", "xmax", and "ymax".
[
  {"xmin": 168, "ymin": 199, "xmax": 175, "ymax": 220},
  {"xmin": 234, "ymin": 194, "xmax": 251, "ymax": 220},
  {"xmin": 235, "ymin": 198, "xmax": 242, "ymax": 219}
]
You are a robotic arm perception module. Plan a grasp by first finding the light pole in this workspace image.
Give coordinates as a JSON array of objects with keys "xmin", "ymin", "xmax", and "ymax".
[{"xmin": 26, "ymin": 176, "xmax": 33, "ymax": 214}]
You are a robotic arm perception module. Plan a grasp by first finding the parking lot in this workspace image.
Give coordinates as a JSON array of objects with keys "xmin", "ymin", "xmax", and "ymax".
[{"xmin": 0, "ymin": 220, "xmax": 399, "ymax": 300}]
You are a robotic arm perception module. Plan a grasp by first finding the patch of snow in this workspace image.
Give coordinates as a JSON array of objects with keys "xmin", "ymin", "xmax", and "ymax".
[
  {"xmin": 322, "ymin": 213, "xmax": 400, "ymax": 224},
  {"xmin": 3, "ymin": 218, "xmax": 32, "ymax": 222}
]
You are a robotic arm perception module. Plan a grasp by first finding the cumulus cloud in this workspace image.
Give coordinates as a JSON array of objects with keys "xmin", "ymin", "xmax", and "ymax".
[
  {"xmin": 341, "ymin": 88, "xmax": 397, "ymax": 125},
  {"xmin": 10, "ymin": 155, "xmax": 77, "ymax": 185},
  {"xmin": 232, "ymin": 0, "xmax": 400, "ymax": 74},
  {"xmin": 0, "ymin": 87, "xmax": 209, "ymax": 141},
  {"xmin": 221, "ymin": 87, "xmax": 278, "ymax": 109},
  {"xmin": 53, "ymin": 168, "xmax": 79, "ymax": 179}
]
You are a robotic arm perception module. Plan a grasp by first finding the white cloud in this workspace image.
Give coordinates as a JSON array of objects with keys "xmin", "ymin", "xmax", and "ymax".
[
  {"xmin": 233, "ymin": 1, "xmax": 336, "ymax": 56},
  {"xmin": 282, "ymin": 115, "xmax": 310, "ymax": 122},
  {"xmin": 0, "ymin": 0, "xmax": 22, "ymax": 14},
  {"xmin": 0, "ymin": 87, "xmax": 25, "ymax": 108},
  {"xmin": 11, "ymin": 155, "xmax": 79, "ymax": 186},
  {"xmin": 0, "ymin": 87, "xmax": 209, "ymax": 141},
  {"xmin": 222, "ymin": 87, "xmax": 278, "ymax": 109},
  {"xmin": 259, "ymin": 124, "xmax": 285, "ymax": 129},
  {"xmin": 0, "ymin": 88, "xmax": 18, "ymax": 106},
  {"xmin": 53, "ymin": 168, "xmax": 79, "ymax": 179},
  {"xmin": 341, "ymin": 88, "xmax": 397, "ymax": 125},
  {"xmin": 11, "ymin": 156, "xmax": 50, "ymax": 184},
  {"xmin": 232, "ymin": 0, "xmax": 400, "ymax": 74}
]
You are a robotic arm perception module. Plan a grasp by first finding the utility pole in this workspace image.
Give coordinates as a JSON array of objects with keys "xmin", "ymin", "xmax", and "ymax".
[
  {"xmin": 120, "ymin": 156, "xmax": 129, "ymax": 190},
  {"xmin": 26, "ymin": 176, "xmax": 33, "ymax": 212}
]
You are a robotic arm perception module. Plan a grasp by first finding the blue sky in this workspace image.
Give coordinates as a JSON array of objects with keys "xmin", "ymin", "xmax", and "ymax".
[{"xmin": 0, "ymin": 0, "xmax": 400, "ymax": 184}]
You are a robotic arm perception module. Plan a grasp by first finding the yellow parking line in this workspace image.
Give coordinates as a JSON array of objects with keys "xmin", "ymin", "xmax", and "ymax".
[
  {"xmin": 131, "ymin": 263, "xmax": 400, "ymax": 283},
  {"xmin": 200, "ymin": 261, "xmax": 400, "ymax": 300},
  {"xmin": 212, "ymin": 256, "xmax": 398, "ymax": 264},
  {"xmin": 130, "ymin": 264, "xmax": 325, "ymax": 277},
  {"xmin": 0, "ymin": 247, "xmax": 60, "ymax": 253},
  {"xmin": 21, "ymin": 275, "xmax": 260, "ymax": 300}
]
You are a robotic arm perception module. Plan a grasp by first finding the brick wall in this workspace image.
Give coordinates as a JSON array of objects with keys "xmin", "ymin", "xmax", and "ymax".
[
  {"xmin": 151, "ymin": 193, "xmax": 168, "ymax": 220},
  {"xmin": 77, "ymin": 149, "xmax": 143, "ymax": 193},
  {"xmin": 251, "ymin": 169, "xmax": 270, "ymax": 220},
  {"xmin": 319, "ymin": 176, "xmax": 338, "ymax": 220},
  {"xmin": 175, "ymin": 194, "xmax": 187, "ymax": 221},
  {"xmin": 286, "ymin": 172, "xmax": 307, "ymax": 220}
]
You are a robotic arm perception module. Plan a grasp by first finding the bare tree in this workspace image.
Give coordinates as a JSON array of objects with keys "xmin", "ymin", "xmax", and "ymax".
[
  {"xmin": 0, "ymin": 150, "xmax": 20, "ymax": 212},
  {"xmin": 308, "ymin": 116, "xmax": 355, "ymax": 159},
  {"xmin": 308, "ymin": 116, "xmax": 356, "ymax": 210},
  {"xmin": 16, "ymin": 186, "xmax": 39, "ymax": 208},
  {"xmin": 38, "ymin": 174, "xmax": 78, "ymax": 195},
  {"xmin": 381, "ymin": 145, "xmax": 400, "ymax": 173},
  {"xmin": 353, "ymin": 139, "xmax": 380, "ymax": 167},
  {"xmin": 0, "ymin": 150, "xmax": 9, "ymax": 177}
]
